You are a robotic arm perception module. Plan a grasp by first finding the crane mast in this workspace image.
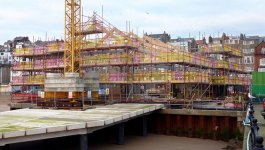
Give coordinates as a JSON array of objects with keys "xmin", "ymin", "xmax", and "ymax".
[{"xmin": 64, "ymin": 0, "xmax": 81, "ymax": 74}]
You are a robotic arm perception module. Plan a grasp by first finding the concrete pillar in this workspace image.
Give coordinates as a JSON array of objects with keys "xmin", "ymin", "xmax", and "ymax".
[
  {"xmin": 80, "ymin": 134, "xmax": 88, "ymax": 150},
  {"xmin": 141, "ymin": 116, "xmax": 148, "ymax": 136},
  {"xmin": 117, "ymin": 123, "xmax": 125, "ymax": 145}
]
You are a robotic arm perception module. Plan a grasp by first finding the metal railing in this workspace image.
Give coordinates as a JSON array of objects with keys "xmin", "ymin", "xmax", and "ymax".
[{"xmin": 244, "ymin": 103, "xmax": 265, "ymax": 150}]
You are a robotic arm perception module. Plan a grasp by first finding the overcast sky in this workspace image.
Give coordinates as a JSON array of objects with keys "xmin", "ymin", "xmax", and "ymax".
[{"xmin": 0, "ymin": 0, "xmax": 265, "ymax": 44}]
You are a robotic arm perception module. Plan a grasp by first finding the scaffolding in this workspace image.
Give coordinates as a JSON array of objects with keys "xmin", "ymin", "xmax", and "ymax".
[
  {"xmin": 11, "ymin": 41, "xmax": 64, "ymax": 107},
  {"xmin": 10, "ymin": 13, "xmax": 251, "ymax": 108}
]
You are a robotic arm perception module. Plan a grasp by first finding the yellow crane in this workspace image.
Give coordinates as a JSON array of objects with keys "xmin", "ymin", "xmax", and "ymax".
[{"xmin": 64, "ymin": 0, "xmax": 82, "ymax": 75}]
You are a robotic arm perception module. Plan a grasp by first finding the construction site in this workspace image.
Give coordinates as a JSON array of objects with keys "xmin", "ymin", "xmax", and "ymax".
[
  {"xmin": 0, "ymin": 0, "xmax": 256, "ymax": 150},
  {"xmin": 10, "ymin": 12, "xmax": 251, "ymax": 109}
]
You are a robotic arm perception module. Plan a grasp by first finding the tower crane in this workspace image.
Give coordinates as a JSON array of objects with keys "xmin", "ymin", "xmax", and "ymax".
[{"xmin": 64, "ymin": 0, "xmax": 82, "ymax": 75}]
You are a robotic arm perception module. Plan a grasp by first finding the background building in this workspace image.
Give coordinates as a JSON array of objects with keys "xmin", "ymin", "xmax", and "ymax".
[
  {"xmin": 254, "ymin": 42, "xmax": 265, "ymax": 72},
  {"xmin": 170, "ymin": 37, "xmax": 197, "ymax": 52},
  {"xmin": 241, "ymin": 36, "xmax": 260, "ymax": 72},
  {"xmin": 148, "ymin": 31, "xmax": 171, "ymax": 43},
  {"xmin": 0, "ymin": 43, "xmax": 12, "ymax": 85}
]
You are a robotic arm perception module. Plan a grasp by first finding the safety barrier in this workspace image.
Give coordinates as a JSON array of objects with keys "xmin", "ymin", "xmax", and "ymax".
[
  {"xmin": 47, "ymin": 43, "xmax": 64, "ymax": 52},
  {"xmin": 82, "ymin": 52, "xmax": 245, "ymax": 72},
  {"xmin": 13, "ymin": 62, "xmax": 33, "ymax": 70},
  {"xmin": 223, "ymin": 45, "xmax": 242, "ymax": 57},
  {"xmin": 211, "ymin": 76, "xmax": 251, "ymax": 85},
  {"xmin": 14, "ymin": 42, "xmax": 64, "ymax": 57},
  {"xmin": 46, "ymin": 58, "xmax": 64, "ymax": 68},
  {"xmin": 14, "ymin": 45, "xmax": 246, "ymax": 72},
  {"xmin": 81, "ymin": 36, "xmax": 139, "ymax": 50},
  {"xmin": 34, "ymin": 60, "xmax": 44, "ymax": 69},
  {"xmin": 14, "ymin": 48, "xmax": 33, "ymax": 56},
  {"xmin": 13, "ymin": 59, "xmax": 64, "ymax": 70},
  {"xmin": 33, "ymin": 46, "xmax": 47, "ymax": 55},
  {"xmin": 12, "ymin": 75, "xmax": 45, "ymax": 85},
  {"xmin": 99, "ymin": 71, "xmax": 210, "ymax": 83},
  {"xmin": 200, "ymin": 44, "xmax": 242, "ymax": 57}
]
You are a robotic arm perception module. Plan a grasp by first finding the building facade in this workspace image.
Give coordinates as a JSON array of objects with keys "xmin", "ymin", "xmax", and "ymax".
[
  {"xmin": 148, "ymin": 31, "xmax": 171, "ymax": 43},
  {"xmin": 0, "ymin": 44, "xmax": 12, "ymax": 85},
  {"xmin": 170, "ymin": 38, "xmax": 197, "ymax": 52},
  {"xmin": 241, "ymin": 36, "xmax": 260, "ymax": 72},
  {"xmin": 254, "ymin": 42, "xmax": 265, "ymax": 72}
]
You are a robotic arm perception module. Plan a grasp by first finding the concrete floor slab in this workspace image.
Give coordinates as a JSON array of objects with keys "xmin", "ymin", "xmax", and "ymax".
[
  {"xmin": 128, "ymin": 112, "xmax": 137, "ymax": 117},
  {"xmin": 86, "ymin": 120, "xmax": 104, "ymax": 128},
  {"xmin": 104, "ymin": 118, "xmax": 114, "ymax": 125},
  {"xmin": 67, "ymin": 123, "xmax": 86, "ymax": 130},
  {"xmin": 112, "ymin": 116, "xmax": 123, "ymax": 122},
  {"xmin": 0, "ymin": 103, "xmax": 163, "ymax": 142},
  {"xmin": 121, "ymin": 114, "xmax": 130, "ymax": 120},
  {"xmin": 136, "ymin": 110, "xmax": 144, "ymax": 115},
  {"xmin": 3, "ymin": 131, "xmax": 25, "ymax": 138},
  {"xmin": 47, "ymin": 126, "xmax": 67, "ymax": 133},
  {"xmin": 26, "ymin": 128, "xmax": 47, "ymax": 136},
  {"xmin": 144, "ymin": 108, "xmax": 151, "ymax": 113},
  {"xmin": 150, "ymin": 106, "xmax": 156, "ymax": 111}
]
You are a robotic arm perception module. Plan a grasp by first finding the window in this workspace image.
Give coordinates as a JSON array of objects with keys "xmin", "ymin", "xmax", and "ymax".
[
  {"xmin": 261, "ymin": 48, "xmax": 265, "ymax": 54},
  {"xmin": 213, "ymin": 40, "xmax": 221, "ymax": 44},
  {"xmin": 258, "ymin": 68, "xmax": 265, "ymax": 72},
  {"xmin": 224, "ymin": 39, "xmax": 238, "ymax": 44},
  {"xmin": 0, "ymin": 53, "xmax": 3, "ymax": 55},
  {"xmin": 245, "ymin": 67, "xmax": 254, "ymax": 72},
  {"xmin": 244, "ymin": 56, "xmax": 254, "ymax": 64},
  {"xmin": 243, "ymin": 48, "xmax": 254, "ymax": 54},
  {"xmin": 260, "ymin": 58, "xmax": 265, "ymax": 66},
  {"xmin": 243, "ymin": 40, "xmax": 254, "ymax": 45},
  {"xmin": 226, "ymin": 39, "xmax": 237, "ymax": 44}
]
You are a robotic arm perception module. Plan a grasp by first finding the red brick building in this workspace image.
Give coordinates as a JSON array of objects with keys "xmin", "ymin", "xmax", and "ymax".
[{"xmin": 254, "ymin": 42, "xmax": 265, "ymax": 72}]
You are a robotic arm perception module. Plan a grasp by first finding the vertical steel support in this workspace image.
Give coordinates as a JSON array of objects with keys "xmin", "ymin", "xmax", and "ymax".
[
  {"xmin": 80, "ymin": 134, "xmax": 88, "ymax": 150},
  {"xmin": 117, "ymin": 123, "xmax": 125, "ymax": 145},
  {"xmin": 141, "ymin": 116, "xmax": 148, "ymax": 136}
]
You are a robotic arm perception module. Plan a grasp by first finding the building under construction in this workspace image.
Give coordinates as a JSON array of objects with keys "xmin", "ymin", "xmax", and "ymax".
[{"xmin": 10, "ymin": 12, "xmax": 251, "ymax": 109}]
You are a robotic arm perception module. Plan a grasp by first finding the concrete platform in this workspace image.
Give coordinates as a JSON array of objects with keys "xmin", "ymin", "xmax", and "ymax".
[{"xmin": 0, "ymin": 103, "xmax": 163, "ymax": 146}]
